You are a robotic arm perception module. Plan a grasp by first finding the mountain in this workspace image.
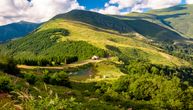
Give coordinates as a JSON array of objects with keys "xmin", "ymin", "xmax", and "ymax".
[
  {"xmin": 125, "ymin": 4, "xmax": 193, "ymax": 39},
  {"xmin": 0, "ymin": 10, "xmax": 190, "ymax": 67},
  {"xmin": 53, "ymin": 10, "xmax": 134, "ymax": 33},
  {"xmin": 0, "ymin": 21, "xmax": 40, "ymax": 42},
  {"xmin": 53, "ymin": 10, "xmax": 184, "ymax": 41}
]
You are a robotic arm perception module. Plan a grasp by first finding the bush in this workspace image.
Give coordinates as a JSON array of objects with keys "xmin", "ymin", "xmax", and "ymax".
[
  {"xmin": 44, "ymin": 71, "xmax": 71, "ymax": 87},
  {"xmin": 14, "ymin": 85, "xmax": 80, "ymax": 110},
  {"xmin": 24, "ymin": 74, "xmax": 38, "ymax": 85},
  {"xmin": 0, "ymin": 76, "xmax": 13, "ymax": 93},
  {"xmin": 0, "ymin": 56, "xmax": 20, "ymax": 75}
]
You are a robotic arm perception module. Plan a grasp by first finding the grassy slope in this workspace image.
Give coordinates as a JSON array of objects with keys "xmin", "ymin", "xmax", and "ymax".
[
  {"xmin": 149, "ymin": 4, "xmax": 193, "ymax": 38},
  {"xmin": 38, "ymin": 19, "xmax": 190, "ymax": 67},
  {"xmin": 53, "ymin": 10, "xmax": 134, "ymax": 34},
  {"xmin": 54, "ymin": 10, "xmax": 184, "ymax": 41}
]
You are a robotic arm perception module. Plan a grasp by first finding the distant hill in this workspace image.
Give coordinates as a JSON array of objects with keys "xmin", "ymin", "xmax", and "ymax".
[
  {"xmin": 149, "ymin": 4, "xmax": 193, "ymax": 38},
  {"xmin": 125, "ymin": 4, "xmax": 193, "ymax": 39},
  {"xmin": 0, "ymin": 21, "xmax": 40, "ymax": 42},
  {"xmin": 53, "ymin": 10, "xmax": 184, "ymax": 41}
]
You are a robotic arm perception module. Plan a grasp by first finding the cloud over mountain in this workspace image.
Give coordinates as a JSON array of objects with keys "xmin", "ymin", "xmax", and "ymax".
[
  {"xmin": 93, "ymin": 0, "xmax": 183, "ymax": 14},
  {"xmin": 0, "ymin": 0, "xmax": 84, "ymax": 25},
  {"xmin": 1, "ymin": 0, "xmax": 193, "ymax": 25}
]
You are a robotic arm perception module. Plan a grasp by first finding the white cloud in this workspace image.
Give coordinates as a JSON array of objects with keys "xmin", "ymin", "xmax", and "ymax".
[
  {"xmin": 93, "ymin": 6, "xmax": 120, "ymax": 15},
  {"xmin": 93, "ymin": 0, "xmax": 182, "ymax": 14},
  {"xmin": 0, "ymin": 0, "xmax": 84, "ymax": 25},
  {"xmin": 186, "ymin": 0, "xmax": 193, "ymax": 4},
  {"xmin": 146, "ymin": 0, "xmax": 181, "ymax": 9},
  {"xmin": 1, "ymin": 0, "xmax": 193, "ymax": 25}
]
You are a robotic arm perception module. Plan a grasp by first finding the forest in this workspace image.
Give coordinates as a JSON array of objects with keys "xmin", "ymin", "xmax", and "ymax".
[
  {"xmin": 157, "ymin": 40, "xmax": 193, "ymax": 64},
  {"xmin": 14, "ymin": 41, "xmax": 106, "ymax": 66},
  {"xmin": 1, "ymin": 54, "xmax": 193, "ymax": 109},
  {"xmin": 1, "ymin": 28, "xmax": 107, "ymax": 66}
]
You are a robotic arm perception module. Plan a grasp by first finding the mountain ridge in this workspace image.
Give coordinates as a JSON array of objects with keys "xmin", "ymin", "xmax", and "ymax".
[
  {"xmin": 0, "ymin": 21, "xmax": 40, "ymax": 42},
  {"xmin": 53, "ymin": 9, "xmax": 185, "ymax": 41}
]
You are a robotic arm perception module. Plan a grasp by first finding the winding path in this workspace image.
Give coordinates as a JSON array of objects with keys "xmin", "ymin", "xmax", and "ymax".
[{"xmin": 17, "ymin": 58, "xmax": 108, "ymax": 70}]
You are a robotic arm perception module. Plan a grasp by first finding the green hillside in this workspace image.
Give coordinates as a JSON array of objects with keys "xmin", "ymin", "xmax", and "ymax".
[
  {"xmin": 53, "ymin": 10, "xmax": 134, "ymax": 34},
  {"xmin": 123, "ymin": 5, "xmax": 193, "ymax": 65},
  {"xmin": 2, "ymin": 28, "xmax": 106, "ymax": 66},
  {"xmin": 0, "ymin": 18, "xmax": 190, "ymax": 67},
  {"xmin": 149, "ymin": 4, "xmax": 193, "ymax": 38},
  {"xmin": 54, "ymin": 10, "xmax": 184, "ymax": 41}
]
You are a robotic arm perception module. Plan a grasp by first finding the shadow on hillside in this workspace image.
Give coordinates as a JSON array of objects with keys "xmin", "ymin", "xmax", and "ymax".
[
  {"xmin": 124, "ymin": 19, "xmax": 184, "ymax": 40},
  {"xmin": 158, "ymin": 13, "xmax": 188, "ymax": 19},
  {"xmin": 70, "ymin": 81, "xmax": 97, "ymax": 92}
]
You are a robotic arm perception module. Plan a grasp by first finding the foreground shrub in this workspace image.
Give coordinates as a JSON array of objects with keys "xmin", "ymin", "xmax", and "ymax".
[
  {"xmin": 0, "ymin": 56, "xmax": 20, "ymax": 75},
  {"xmin": 13, "ymin": 84, "xmax": 80, "ymax": 110},
  {"xmin": 24, "ymin": 74, "xmax": 38, "ymax": 85},
  {"xmin": 0, "ymin": 76, "xmax": 13, "ymax": 93}
]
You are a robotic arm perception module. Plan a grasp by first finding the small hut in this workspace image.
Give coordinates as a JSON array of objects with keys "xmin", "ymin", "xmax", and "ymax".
[{"xmin": 91, "ymin": 55, "xmax": 99, "ymax": 60}]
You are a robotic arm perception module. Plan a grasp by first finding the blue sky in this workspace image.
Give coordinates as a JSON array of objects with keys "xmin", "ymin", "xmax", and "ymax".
[
  {"xmin": 76, "ymin": 0, "xmax": 192, "ymax": 14},
  {"xmin": 77, "ymin": 0, "xmax": 108, "ymax": 10},
  {"xmin": 78, "ymin": 0, "xmax": 187, "ymax": 10}
]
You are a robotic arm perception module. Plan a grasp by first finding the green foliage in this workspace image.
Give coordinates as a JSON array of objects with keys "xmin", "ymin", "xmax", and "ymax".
[
  {"xmin": 13, "ymin": 84, "xmax": 80, "ymax": 110},
  {"xmin": 41, "ymin": 41, "xmax": 106, "ymax": 61},
  {"xmin": 4, "ymin": 29, "xmax": 106, "ymax": 66},
  {"xmin": 25, "ymin": 96, "xmax": 80, "ymax": 110},
  {"xmin": 159, "ymin": 41, "xmax": 193, "ymax": 64},
  {"xmin": 0, "ymin": 76, "xmax": 13, "ymax": 93},
  {"xmin": 120, "ymin": 60, "xmax": 193, "ymax": 84},
  {"xmin": 24, "ymin": 74, "xmax": 38, "ymax": 85},
  {"xmin": 95, "ymin": 73, "xmax": 193, "ymax": 109},
  {"xmin": 6, "ymin": 28, "xmax": 69, "ymax": 53},
  {"xmin": 80, "ymin": 100, "xmax": 119, "ymax": 110},
  {"xmin": 0, "ymin": 55, "xmax": 20, "ymax": 75},
  {"xmin": 44, "ymin": 71, "xmax": 71, "ymax": 87}
]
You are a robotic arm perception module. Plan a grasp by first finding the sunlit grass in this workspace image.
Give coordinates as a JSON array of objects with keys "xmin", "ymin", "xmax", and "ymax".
[{"xmin": 39, "ymin": 19, "xmax": 191, "ymax": 67}]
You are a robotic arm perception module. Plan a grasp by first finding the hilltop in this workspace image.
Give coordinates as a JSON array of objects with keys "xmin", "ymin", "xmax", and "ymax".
[{"xmin": 54, "ymin": 10, "xmax": 185, "ymax": 41}]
